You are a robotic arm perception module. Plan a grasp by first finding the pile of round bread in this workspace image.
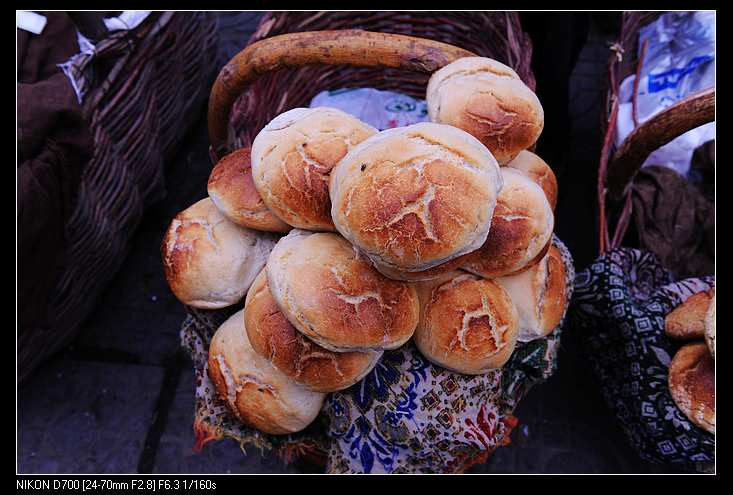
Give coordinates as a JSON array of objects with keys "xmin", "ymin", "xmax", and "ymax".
[
  {"xmin": 664, "ymin": 288, "xmax": 716, "ymax": 434},
  {"xmin": 162, "ymin": 57, "xmax": 568, "ymax": 435}
]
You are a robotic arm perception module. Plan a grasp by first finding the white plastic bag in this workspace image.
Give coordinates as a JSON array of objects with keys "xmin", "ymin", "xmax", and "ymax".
[
  {"xmin": 615, "ymin": 11, "xmax": 715, "ymax": 177},
  {"xmin": 309, "ymin": 88, "xmax": 429, "ymax": 130}
]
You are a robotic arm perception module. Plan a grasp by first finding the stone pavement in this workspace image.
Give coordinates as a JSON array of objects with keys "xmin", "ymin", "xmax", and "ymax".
[{"xmin": 17, "ymin": 12, "xmax": 678, "ymax": 474}]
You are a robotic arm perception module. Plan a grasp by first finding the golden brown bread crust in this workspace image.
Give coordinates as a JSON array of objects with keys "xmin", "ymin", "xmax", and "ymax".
[
  {"xmin": 459, "ymin": 168, "xmax": 554, "ymax": 279},
  {"xmin": 665, "ymin": 290, "xmax": 714, "ymax": 340},
  {"xmin": 413, "ymin": 272, "xmax": 519, "ymax": 374},
  {"xmin": 251, "ymin": 107, "xmax": 377, "ymax": 231},
  {"xmin": 244, "ymin": 269, "xmax": 382, "ymax": 392},
  {"xmin": 207, "ymin": 148, "xmax": 292, "ymax": 233},
  {"xmin": 330, "ymin": 122, "xmax": 502, "ymax": 272},
  {"xmin": 372, "ymin": 237, "xmax": 547, "ymax": 282},
  {"xmin": 539, "ymin": 246, "xmax": 567, "ymax": 334},
  {"xmin": 161, "ymin": 198, "xmax": 276, "ymax": 308},
  {"xmin": 207, "ymin": 310, "xmax": 326, "ymax": 435},
  {"xmin": 381, "ymin": 188, "xmax": 552, "ymax": 285},
  {"xmin": 495, "ymin": 244, "xmax": 566, "ymax": 342},
  {"xmin": 372, "ymin": 229, "xmax": 550, "ymax": 283},
  {"xmin": 266, "ymin": 230, "xmax": 420, "ymax": 352},
  {"xmin": 427, "ymin": 57, "xmax": 544, "ymax": 166},
  {"xmin": 502, "ymin": 237, "xmax": 552, "ymax": 277},
  {"xmin": 506, "ymin": 150, "xmax": 558, "ymax": 210},
  {"xmin": 705, "ymin": 290, "xmax": 715, "ymax": 359},
  {"xmin": 668, "ymin": 341, "xmax": 715, "ymax": 434}
]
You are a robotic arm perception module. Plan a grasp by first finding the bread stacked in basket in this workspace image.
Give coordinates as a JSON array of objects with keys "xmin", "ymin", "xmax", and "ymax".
[
  {"xmin": 163, "ymin": 57, "xmax": 568, "ymax": 435},
  {"xmin": 664, "ymin": 288, "xmax": 716, "ymax": 434}
]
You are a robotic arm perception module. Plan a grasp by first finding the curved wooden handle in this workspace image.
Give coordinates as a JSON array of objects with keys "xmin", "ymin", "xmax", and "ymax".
[
  {"xmin": 207, "ymin": 30, "xmax": 475, "ymax": 155},
  {"xmin": 606, "ymin": 87, "xmax": 715, "ymax": 201}
]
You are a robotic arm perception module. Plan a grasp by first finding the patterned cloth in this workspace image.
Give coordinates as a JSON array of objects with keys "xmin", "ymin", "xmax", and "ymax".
[
  {"xmin": 569, "ymin": 248, "xmax": 715, "ymax": 473},
  {"xmin": 180, "ymin": 236, "xmax": 575, "ymax": 473}
]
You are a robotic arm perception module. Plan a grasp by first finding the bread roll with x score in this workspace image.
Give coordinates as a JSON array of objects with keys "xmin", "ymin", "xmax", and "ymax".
[
  {"xmin": 459, "ymin": 167, "xmax": 554, "ymax": 279},
  {"xmin": 244, "ymin": 268, "xmax": 382, "ymax": 392},
  {"xmin": 413, "ymin": 271, "xmax": 519, "ymax": 374},
  {"xmin": 251, "ymin": 107, "xmax": 377, "ymax": 231},
  {"xmin": 207, "ymin": 310, "xmax": 325, "ymax": 435},
  {"xmin": 330, "ymin": 122, "xmax": 503, "ymax": 275},
  {"xmin": 426, "ymin": 57, "xmax": 544, "ymax": 165},
  {"xmin": 207, "ymin": 148, "xmax": 292, "ymax": 233},
  {"xmin": 161, "ymin": 197, "xmax": 276, "ymax": 309},
  {"xmin": 330, "ymin": 152, "xmax": 556, "ymax": 284},
  {"xmin": 495, "ymin": 244, "xmax": 567, "ymax": 342},
  {"xmin": 266, "ymin": 229, "xmax": 420, "ymax": 353}
]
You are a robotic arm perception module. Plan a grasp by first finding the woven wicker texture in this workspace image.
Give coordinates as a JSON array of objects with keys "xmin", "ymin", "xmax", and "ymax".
[
  {"xmin": 581, "ymin": 12, "xmax": 716, "ymax": 473},
  {"xmin": 225, "ymin": 12, "xmax": 535, "ymax": 152},
  {"xmin": 18, "ymin": 12, "xmax": 220, "ymax": 383},
  {"xmin": 597, "ymin": 12, "xmax": 658, "ymax": 253}
]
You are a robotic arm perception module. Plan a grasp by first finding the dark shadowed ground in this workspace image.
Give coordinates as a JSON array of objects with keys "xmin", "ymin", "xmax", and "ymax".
[{"xmin": 18, "ymin": 12, "xmax": 673, "ymax": 474}]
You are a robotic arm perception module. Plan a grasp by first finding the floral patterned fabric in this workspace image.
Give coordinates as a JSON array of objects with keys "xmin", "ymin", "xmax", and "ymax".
[
  {"xmin": 568, "ymin": 248, "xmax": 715, "ymax": 473},
  {"xmin": 180, "ymin": 236, "xmax": 574, "ymax": 473}
]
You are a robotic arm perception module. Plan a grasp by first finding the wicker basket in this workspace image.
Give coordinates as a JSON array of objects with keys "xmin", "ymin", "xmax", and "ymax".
[
  {"xmin": 596, "ymin": 11, "xmax": 715, "ymax": 254},
  {"xmin": 208, "ymin": 11, "xmax": 535, "ymax": 159},
  {"xmin": 18, "ymin": 12, "xmax": 220, "ymax": 383},
  {"xmin": 192, "ymin": 12, "xmax": 541, "ymax": 472},
  {"xmin": 573, "ymin": 12, "xmax": 716, "ymax": 472}
]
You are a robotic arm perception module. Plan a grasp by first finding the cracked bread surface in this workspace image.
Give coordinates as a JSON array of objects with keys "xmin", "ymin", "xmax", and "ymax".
[
  {"xmin": 251, "ymin": 107, "xmax": 377, "ymax": 231},
  {"xmin": 506, "ymin": 150, "xmax": 558, "ymax": 210},
  {"xmin": 330, "ymin": 122, "xmax": 502, "ymax": 273},
  {"xmin": 161, "ymin": 197, "xmax": 276, "ymax": 308},
  {"xmin": 207, "ymin": 310, "xmax": 326, "ymax": 435},
  {"xmin": 207, "ymin": 148, "xmax": 292, "ymax": 233},
  {"xmin": 459, "ymin": 168, "xmax": 554, "ymax": 279},
  {"xmin": 495, "ymin": 244, "xmax": 566, "ymax": 342},
  {"xmin": 413, "ymin": 271, "xmax": 519, "ymax": 374},
  {"xmin": 244, "ymin": 268, "xmax": 382, "ymax": 392},
  {"xmin": 427, "ymin": 57, "xmax": 544, "ymax": 166},
  {"xmin": 266, "ymin": 229, "xmax": 419, "ymax": 352}
]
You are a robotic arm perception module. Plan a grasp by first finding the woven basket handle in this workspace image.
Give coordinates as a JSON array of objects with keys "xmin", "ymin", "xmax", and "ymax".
[
  {"xmin": 207, "ymin": 29, "xmax": 475, "ymax": 158},
  {"xmin": 606, "ymin": 87, "xmax": 715, "ymax": 202}
]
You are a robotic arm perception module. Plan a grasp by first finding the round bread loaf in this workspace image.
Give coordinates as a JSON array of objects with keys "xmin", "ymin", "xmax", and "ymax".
[
  {"xmin": 705, "ymin": 290, "xmax": 715, "ymax": 360},
  {"xmin": 207, "ymin": 310, "xmax": 326, "ymax": 435},
  {"xmin": 495, "ymin": 244, "xmax": 566, "ymax": 342},
  {"xmin": 459, "ymin": 168, "xmax": 554, "ymax": 279},
  {"xmin": 506, "ymin": 150, "xmax": 558, "ymax": 210},
  {"xmin": 330, "ymin": 122, "xmax": 503, "ymax": 273},
  {"xmin": 664, "ymin": 289, "xmax": 714, "ymax": 341},
  {"xmin": 426, "ymin": 57, "xmax": 544, "ymax": 165},
  {"xmin": 266, "ymin": 229, "xmax": 420, "ymax": 352},
  {"xmin": 161, "ymin": 197, "xmax": 276, "ymax": 309},
  {"xmin": 207, "ymin": 148, "xmax": 292, "ymax": 233},
  {"xmin": 668, "ymin": 341, "xmax": 715, "ymax": 434},
  {"xmin": 413, "ymin": 272, "xmax": 519, "ymax": 374},
  {"xmin": 244, "ymin": 269, "xmax": 383, "ymax": 392},
  {"xmin": 251, "ymin": 107, "xmax": 377, "ymax": 231}
]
